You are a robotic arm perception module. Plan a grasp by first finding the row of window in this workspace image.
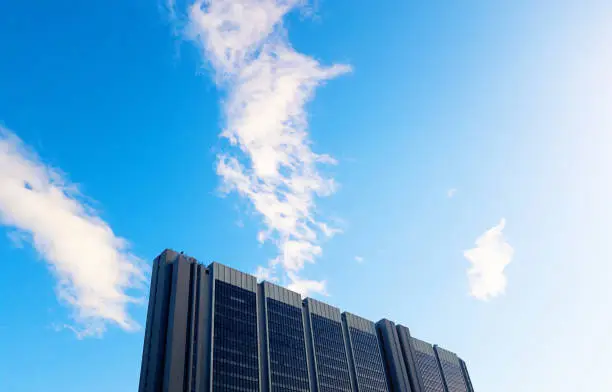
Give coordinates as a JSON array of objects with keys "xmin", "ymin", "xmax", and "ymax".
[
  {"xmin": 414, "ymin": 351, "xmax": 446, "ymax": 392},
  {"xmin": 212, "ymin": 281, "xmax": 260, "ymax": 392},
  {"xmin": 311, "ymin": 315, "xmax": 353, "ymax": 392},
  {"xmin": 439, "ymin": 360, "xmax": 468, "ymax": 392},
  {"xmin": 209, "ymin": 281, "xmax": 469, "ymax": 392},
  {"xmin": 267, "ymin": 299, "xmax": 311, "ymax": 392},
  {"xmin": 348, "ymin": 328, "xmax": 389, "ymax": 392}
]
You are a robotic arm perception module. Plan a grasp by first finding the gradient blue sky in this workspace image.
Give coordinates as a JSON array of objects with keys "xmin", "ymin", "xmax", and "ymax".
[{"xmin": 1, "ymin": 1, "xmax": 611, "ymax": 391}]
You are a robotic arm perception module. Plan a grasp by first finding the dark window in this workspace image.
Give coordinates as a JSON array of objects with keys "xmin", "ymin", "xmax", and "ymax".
[
  {"xmin": 311, "ymin": 315, "xmax": 352, "ymax": 392},
  {"xmin": 212, "ymin": 280, "xmax": 259, "ymax": 392},
  {"xmin": 266, "ymin": 299, "xmax": 310, "ymax": 392},
  {"xmin": 348, "ymin": 328, "xmax": 389, "ymax": 392}
]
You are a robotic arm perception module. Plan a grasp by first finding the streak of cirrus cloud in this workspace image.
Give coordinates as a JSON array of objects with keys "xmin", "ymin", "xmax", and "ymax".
[
  {"xmin": 0, "ymin": 127, "xmax": 147, "ymax": 338},
  {"xmin": 174, "ymin": 0, "xmax": 351, "ymax": 296}
]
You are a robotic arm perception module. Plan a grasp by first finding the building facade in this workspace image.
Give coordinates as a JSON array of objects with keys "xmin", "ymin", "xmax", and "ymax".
[
  {"xmin": 303, "ymin": 298, "xmax": 353, "ymax": 392},
  {"xmin": 261, "ymin": 282, "xmax": 311, "ymax": 392},
  {"xmin": 342, "ymin": 313, "xmax": 389, "ymax": 392},
  {"xmin": 458, "ymin": 359, "xmax": 474, "ymax": 392},
  {"xmin": 138, "ymin": 250, "xmax": 475, "ymax": 392},
  {"xmin": 375, "ymin": 319, "xmax": 412, "ymax": 392},
  {"xmin": 433, "ymin": 347, "xmax": 468, "ymax": 392},
  {"xmin": 402, "ymin": 336, "xmax": 446, "ymax": 392}
]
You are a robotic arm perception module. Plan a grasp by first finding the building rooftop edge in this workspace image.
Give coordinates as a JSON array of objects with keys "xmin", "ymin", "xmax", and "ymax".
[{"xmin": 153, "ymin": 249, "xmax": 465, "ymax": 357}]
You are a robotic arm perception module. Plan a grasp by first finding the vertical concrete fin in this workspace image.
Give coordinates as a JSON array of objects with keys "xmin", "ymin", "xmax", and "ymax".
[
  {"xmin": 303, "ymin": 300, "xmax": 318, "ymax": 392},
  {"xmin": 342, "ymin": 313, "xmax": 359, "ymax": 392},
  {"xmin": 162, "ymin": 254, "xmax": 192, "ymax": 392},
  {"xmin": 376, "ymin": 319, "xmax": 412, "ymax": 392},
  {"xmin": 184, "ymin": 262, "xmax": 198, "ymax": 392},
  {"xmin": 196, "ymin": 265, "xmax": 212, "ymax": 392},
  {"xmin": 396, "ymin": 325, "xmax": 423, "ymax": 392},
  {"xmin": 257, "ymin": 282, "xmax": 270, "ymax": 392}
]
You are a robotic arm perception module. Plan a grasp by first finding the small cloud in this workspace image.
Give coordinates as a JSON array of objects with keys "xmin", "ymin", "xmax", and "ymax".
[
  {"xmin": 257, "ymin": 231, "xmax": 267, "ymax": 244},
  {"xmin": 236, "ymin": 219, "xmax": 244, "ymax": 228},
  {"xmin": 447, "ymin": 188, "xmax": 457, "ymax": 198},
  {"xmin": 354, "ymin": 256, "xmax": 364, "ymax": 264},
  {"xmin": 464, "ymin": 218, "xmax": 514, "ymax": 301}
]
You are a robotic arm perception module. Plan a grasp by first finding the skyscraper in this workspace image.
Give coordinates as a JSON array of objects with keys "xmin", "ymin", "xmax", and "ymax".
[{"xmin": 138, "ymin": 250, "xmax": 475, "ymax": 392}]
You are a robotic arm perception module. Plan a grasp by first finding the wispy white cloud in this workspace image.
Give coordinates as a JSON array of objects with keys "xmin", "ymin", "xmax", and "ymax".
[
  {"xmin": 355, "ymin": 255, "xmax": 364, "ymax": 264},
  {"xmin": 178, "ymin": 0, "xmax": 350, "ymax": 296},
  {"xmin": 464, "ymin": 218, "xmax": 513, "ymax": 301},
  {"xmin": 0, "ymin": 127, "xmax": 146, "ymax": 338},
  {"xmin": 447, "ymin": 188, "xmax": 457, "ymax": 198},
  {"xmin": 319, "ymin": 222, "xmax": 342, "ymax": 238}
]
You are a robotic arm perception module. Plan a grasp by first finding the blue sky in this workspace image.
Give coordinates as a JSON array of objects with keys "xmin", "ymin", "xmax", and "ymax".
[{"xmin": 1, "ymin": 1, "xmax": 611, "ymax": 391}]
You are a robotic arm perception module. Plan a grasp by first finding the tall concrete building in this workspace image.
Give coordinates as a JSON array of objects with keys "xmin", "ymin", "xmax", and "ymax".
[{"xmin": 138, "ymin": 249, "xmax": 475, "ymax": 392}]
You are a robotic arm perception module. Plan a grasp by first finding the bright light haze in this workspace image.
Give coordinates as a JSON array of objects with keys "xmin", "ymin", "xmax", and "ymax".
[{"xmin": 0, "ymin": 1, "xmax": 610, "ymax": 391}]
